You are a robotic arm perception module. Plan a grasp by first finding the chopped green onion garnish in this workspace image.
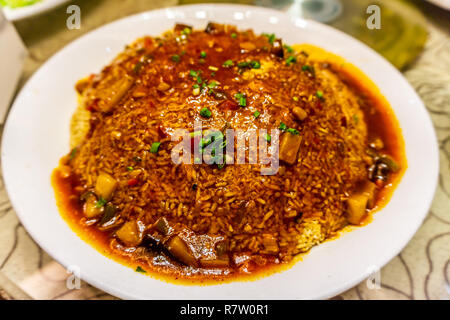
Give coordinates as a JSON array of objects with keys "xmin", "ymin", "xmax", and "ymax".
[
  {"xmin": 126, "ymin": 166, "xmax": 134, "ymax": 171},
  {"xmin": 96, "ymin": 197, "xmax": 107, "ymax": 208},
  {"xmin": 200, "ymin": 107, "xmax": 212, "ymax": 118},
  {"xmin": 265, "ymin": 133, "xmax": 271, "ymax": 142},
  {"xmin": 133, "ymin": 61, "xmax": 143, "ymax": 74},
  {"xmin": 316, "ymin": 90, "xmax": 324, "ymax": 100},
  {"xmin": 223, "ymin": 59, "xmax": 234, "ymax": 67},
  {"xmin": 200, "ymin": 51, "xmax": 207, "ymax": 58},
  {"xmin": 193, "ymin": 83, "xmax": 200, "ymax": 89},
  {"xmin": 136, "ymin": 266, "xmax": 147, "ymax": 273},
  {"xmin": 231, "ymin": 33, "xmax": 237, "ymax": 39},
  {"xmin": 285, "ymin": 55, "xmax": 297, "ymax": 66},
  {"xmin": 150, "ymin": 142, "xmax": 161, "ymax": 154},
  {"xmin": 189, "ymin": 69, "xmax": 198, "ymax": 77},
  {"xmin": 287, "ymin": 128, "xmax": 300, "ymax": 135},
  {"xmin": 302, "ymin": 65, "xmax": 311, "ymax": 71},
  {"xmin": 235, "ymin": 93, "xmax": 246, "ymax": 107},
  {"xmin": 182, "ymin": 27, "xmax": 191, "ymax": 35},
  {"xmin": 207, "ymin": 80, "xmax": 218, "ymax": 89},
  {"xmin": 279, "ymin": 122, "xmax": 287, "ymax": 131},
  {"xmin": 250, "ymin": 60, "xmax": 261, "ymax": 69},
  {"xmin": 200, "ymin": 138, "xmax": 211, "ymax": 148},
  {"xmin": 284, "ymin": 44, "xmax": 294, "ymax": 53},
  {"xmin": 237, "ymin": 61, "xmax": 249, "ymax": 68},
  {"xmin": 70, "ymin": 147, "xmax": 78, "ymax": 160},
  {"xmin": 263, "ymin": 33, "xmax": 276, "ymax": 44},
  {"xmin": 253, "ymin": 111, "xmax": 261, "ymax": 118},
  {"xmin": 171, "ymin": 54, "xmax": 180, "ymax": 62}
]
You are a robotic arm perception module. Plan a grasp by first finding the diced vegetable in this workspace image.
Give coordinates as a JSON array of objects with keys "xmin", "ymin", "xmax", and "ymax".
[
  {"xmin": 239, "ymin": 42, "xmax": 256, "ymax": 51},
  {"xmin": 346, "ymin": 180, "xmax": 377, "ymax": 225},
  {"xmin": 95, "ymin": 172, "xmax": 117, "ymax": 201},
  {"xmin": 116, "ymin": 221, "xmax": 143, "ymax": 246},
  {"xmin": 204, "ymin": 22, "xmax": 223, "ymax": 34},
  {"xmin": 279, "ymin": 132, "xmax": 302, "ymax": 165},
  {"xmin": 154, "ymin": 217, "xmax": 170, "ymax": 235},
  {"xmin": 166, "ymin": 236, "xmax": 198, "ymax": 267},
  {"xmin": 200, "ymin": 257, "xmax": 230, "ymax": 268},
  {"xmin": 174, "ymin": 23, "xmax": 192, "ymax": 33},
  {"xmin": 346, "ymin": 193, "xmax": 369, "ymax": 225},
  {"xmin": 292, "ymin": 107, "xmax": 308, "ymax": 121},
  {"xmin": 150, "ymin": 142, "xmax": 161, "ymax": 154},
  {"xmin": 271, "ymin": 39, "xmax": 284, "ymax": 58},
  {"xmin": 369, "ymin": 138, "xmax": 384, "ymax": 150},
  {"xmin": 379, "ymin": 154, "xmax": 400, "ymax": 173},
  {"xmin": 100, "ymin": 75, "xmax": 134, "ymax": 112},
  {"xmin": 262, "ymin": 234, "xmax": 279, "ymax": 254},
  {"xmin": 99, "ymin": 203, "xmax": 117, "ymax": 227},
  {"xmin": 83, "ymin": 194, "xmax": 104, "ymax": 218},
  {"xmin": 360, "ymin": 180, "xmax": 377, "ymax": 209},
  {"xmin": 157, "ymin": 81, "xmax": 171, "ymax": 91}
]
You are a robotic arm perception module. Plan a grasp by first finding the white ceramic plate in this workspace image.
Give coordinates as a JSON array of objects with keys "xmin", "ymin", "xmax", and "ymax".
[
  {"xmin": 425, "ymin": 0, "xmax": 450, "ymax": 10},
  {"xmin": 1, "ymin": 4, "xmax": 439, "ymax": 300},
  {"xmin": 1, "ymin": 0, "xmax": 69, "ymax": 21}
]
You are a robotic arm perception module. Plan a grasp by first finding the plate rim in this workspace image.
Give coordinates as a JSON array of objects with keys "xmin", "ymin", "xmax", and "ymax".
[{"xmin": 1, "ymin": 3, "xmax": 439, "ymax": 300}]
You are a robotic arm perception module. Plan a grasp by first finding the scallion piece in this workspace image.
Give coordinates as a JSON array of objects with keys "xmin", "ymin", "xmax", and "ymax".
[
  {"xmin": 223, "ymin": 59, "xmax": 234, "ymax": 67},
  {"xmin": 263, "ymin": 33, "xmax": 276, "ymax": 44},
  {"xmin": 96, "ymin": 197, "xmax": 107, "ymax": 208},
  {"xmin": 150, "ymin": 142, "xmax": 161, "ymax": 154},
  {"xmin": 285, "ymin": 55, "xmax": 297, "ymax": 66},
  {"xmin": 250, "ymin": 60, "xmax": 261, "ymax": 69},
  {"xmin": 286, "ymin": 128, "xmax": 300, "ymax": 135},
  {"xmin": 136, "ymin": 266, "xmax": 147, "ymax": 273},
  {"xmin": 171, "ymin": 54, "xmax": 180, "ymax": 62},
  {"xmin": 316, "ymin": 90, "xmax": 324, "ymax": 100},
  {"xmin": 234, "ymin": 93, "xmax": 246, "ymax": 107},
  {"xmin": 200, "ymin": 107, "xmax": 212, "ymax": 118}
]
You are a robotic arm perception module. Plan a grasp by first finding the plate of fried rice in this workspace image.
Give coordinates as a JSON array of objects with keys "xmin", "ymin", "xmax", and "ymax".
[{"xmin": 1, "ymin": 4, "xmax": 438, "ymax": 299}]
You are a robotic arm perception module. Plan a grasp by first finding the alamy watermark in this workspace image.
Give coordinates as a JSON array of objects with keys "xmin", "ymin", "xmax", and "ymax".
[{"xmin": 66, "ymin": 265, "xmax": 81, "ymax": 290}]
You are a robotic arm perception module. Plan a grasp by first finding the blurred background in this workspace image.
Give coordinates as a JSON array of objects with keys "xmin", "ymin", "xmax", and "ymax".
[{"xmin": 0, "ymin": 0, "xmax": 449, "ymax": 300}]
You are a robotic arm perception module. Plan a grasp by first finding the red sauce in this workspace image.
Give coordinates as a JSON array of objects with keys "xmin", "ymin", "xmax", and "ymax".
[{"xmin": 52, "ymin": 42, "xmax": 406, "ymax": 285}]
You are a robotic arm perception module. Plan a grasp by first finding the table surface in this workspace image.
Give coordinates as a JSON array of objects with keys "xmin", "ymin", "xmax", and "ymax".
[{"xmin": 0, "ymin": 0, "xmax": 448, "ymax": 300}]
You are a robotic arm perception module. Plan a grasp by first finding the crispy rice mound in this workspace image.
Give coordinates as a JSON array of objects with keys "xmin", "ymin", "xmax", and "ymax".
[{"xmin": 68, "ymin": 24, "xmax": 369, "ymax": 265}]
